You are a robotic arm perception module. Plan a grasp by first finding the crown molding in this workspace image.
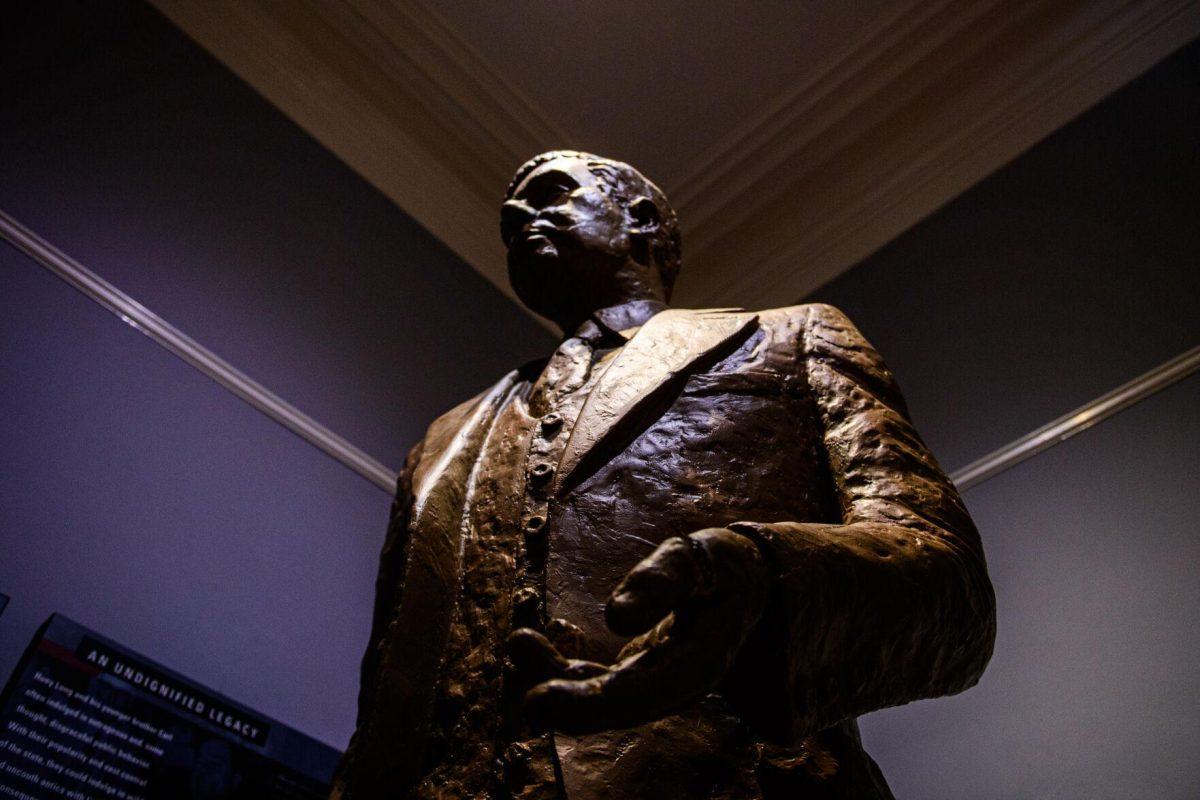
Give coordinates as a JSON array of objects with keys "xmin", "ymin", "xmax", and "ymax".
[
  {"xmin": 149, "ymin": 0, "xmax": 572, "ymax": 329},
  {"xmin": 669, "ymin": 0, "xmax": 1200, "ymax": 308},
  {"xmin": 152, "ymin": 0, "xmax": 1200, "ymax": 319}
]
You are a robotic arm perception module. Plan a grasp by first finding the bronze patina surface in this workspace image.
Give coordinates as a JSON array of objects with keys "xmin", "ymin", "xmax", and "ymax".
[{"xmin": 331, "ymin": 152, "xmax": 996, "ymax": 800}]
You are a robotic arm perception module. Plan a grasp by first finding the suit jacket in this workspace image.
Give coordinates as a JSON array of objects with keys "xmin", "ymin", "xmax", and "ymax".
[{"xmin": 333, "ymin": 303, "xmax": 996, "ymax": 800}]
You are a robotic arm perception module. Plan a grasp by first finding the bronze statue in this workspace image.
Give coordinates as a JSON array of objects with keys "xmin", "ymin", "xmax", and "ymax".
[{"xmin": 331, "ymin": 152, "xmax": 996, "ymax": 800}]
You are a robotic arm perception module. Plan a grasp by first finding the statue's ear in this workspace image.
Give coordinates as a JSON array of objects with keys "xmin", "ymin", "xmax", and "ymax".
[
  {"xmin": 629, "ymin": 196, "xmax": 661, "ymax": 235},
  {"xmin": 629, "ymin": 196, "xmax": 661, "ymax": 266}
]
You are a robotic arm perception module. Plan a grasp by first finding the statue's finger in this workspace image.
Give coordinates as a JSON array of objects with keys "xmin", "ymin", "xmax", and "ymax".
[
  {"xmin": 561, "ymin": 659, "xmax": 610, "ymax": 680},
  {"xmin": 506, "ymin": 628, "xmax": 570, "ymax": 683},
  {"xmin": 526, "ymin": 612, "xmax": 732, "ymax": 734},
  {"xmin": 530, "ymin": 530, "xmax": 770, "ymax": 734},
  {"xmin": 605, "ymin": 537, "xmax": 702, "ymax": 637},
  {"xmin": 523, "ymin": 676, "xmax": 613, "ymax": 733},
  {"xmin": 525, "ymin": 650, "xmax": 716, "ymax": 734}
]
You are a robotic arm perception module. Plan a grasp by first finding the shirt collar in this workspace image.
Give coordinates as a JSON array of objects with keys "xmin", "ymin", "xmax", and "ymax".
[{"xmin": 589, "ymin": 298, "xmax": 669, "ymax": 342}]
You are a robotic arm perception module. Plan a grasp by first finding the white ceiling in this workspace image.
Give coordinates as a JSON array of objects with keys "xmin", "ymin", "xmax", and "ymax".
[{"xmin": 152, "ymin": 0, "xmax": 1200, "ymax": 322}]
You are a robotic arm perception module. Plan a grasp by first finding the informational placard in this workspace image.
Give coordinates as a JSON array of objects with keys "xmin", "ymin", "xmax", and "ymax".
[{"xmin": 0, "ymin": 615, "xmax": 339, "ymax": 799}]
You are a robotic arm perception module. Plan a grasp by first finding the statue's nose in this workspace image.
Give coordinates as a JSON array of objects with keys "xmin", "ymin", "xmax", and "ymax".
[{"xmin": 500, "ymin": 200, "xmax": 534, "ymax": 244}]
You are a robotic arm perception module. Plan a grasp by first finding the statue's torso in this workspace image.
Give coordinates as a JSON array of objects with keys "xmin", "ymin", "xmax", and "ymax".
[{"xmin": 400, "ymin": 308, "xmax": 894, "ymax": 800}]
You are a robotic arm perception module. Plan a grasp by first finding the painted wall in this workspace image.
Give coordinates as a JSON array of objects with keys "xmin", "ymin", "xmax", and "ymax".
[
  {"xmin": 0, "ymin": 0, "xmax": 553, "ymax": 751},
  {"xmin": 811, "ymin": 39, "xmax": 1199, "ymax": 799}
]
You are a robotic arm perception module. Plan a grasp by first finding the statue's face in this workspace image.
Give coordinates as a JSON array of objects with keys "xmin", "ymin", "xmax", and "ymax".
[{"xmin": 501, "ymin": 155, "xmax": 634, "ymax": 324}]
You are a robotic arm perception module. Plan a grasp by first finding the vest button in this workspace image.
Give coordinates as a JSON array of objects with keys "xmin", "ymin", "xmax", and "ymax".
[
  {"xmin": 529, "ymin": 462, "xmax": 555, "ymax": 483},
  {"xmin": 540, "ymin": 412, "xmax": 563, "ymax": 435},
  {"xmin": 523, "ymin": 514, "xmax": 546, "ymax": 536},
  {"xmin": 514, "ymin": 586, "xmax": 539, "ymax": 610}
]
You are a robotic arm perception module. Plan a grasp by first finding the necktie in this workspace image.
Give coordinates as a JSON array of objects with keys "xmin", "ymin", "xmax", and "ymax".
[{"xmin": 530, "ymin": 320, "xmax": 605, "ymax": 416}]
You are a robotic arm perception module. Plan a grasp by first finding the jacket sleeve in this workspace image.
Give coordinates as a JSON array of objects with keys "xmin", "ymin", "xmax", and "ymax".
[
  {"xmin": 352, "ymin": 439, "xmax": 423, "ymax": 728},
  {"xmin": 333, "ymin": 438, "xmax": 422, "ymax": 799},
  {"xmin": 730, "ymin": 303, "xmax": 995, "ymax": 739}
]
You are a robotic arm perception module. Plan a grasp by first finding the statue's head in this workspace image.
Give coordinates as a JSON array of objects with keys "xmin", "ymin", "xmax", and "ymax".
[{"xmin": 501, "ymin": 151, "xmax": 681, "ymax": 331}]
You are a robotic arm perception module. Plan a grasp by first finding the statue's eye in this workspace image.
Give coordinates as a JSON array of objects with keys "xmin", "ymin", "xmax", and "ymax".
[{"xmin": 538, "ymin": 183, "xmax": 572, "ymax": 205}]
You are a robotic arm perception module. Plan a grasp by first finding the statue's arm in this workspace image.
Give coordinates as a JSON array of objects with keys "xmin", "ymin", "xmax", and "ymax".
[
  {"xmin": 733, "ymin": 303, "xmax": 996, "ymax": 737},
  {"xmin": 331, "ymin": 441, "xmax": 422, "ymax": 799},
  {"xmin": 349, "ymin": 440, "xmax": 422, "ymax": 739}
]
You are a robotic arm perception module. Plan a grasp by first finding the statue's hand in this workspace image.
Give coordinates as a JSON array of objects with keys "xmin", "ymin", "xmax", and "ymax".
[{"xmin": 506, "ymin": 527, "xmax": 769, "ymax": 735}]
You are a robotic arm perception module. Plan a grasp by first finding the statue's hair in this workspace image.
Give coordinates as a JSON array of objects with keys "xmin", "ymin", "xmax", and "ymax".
[{"xmin": 505, "ymin": 150, "xmax": 682, "ymax": 291}]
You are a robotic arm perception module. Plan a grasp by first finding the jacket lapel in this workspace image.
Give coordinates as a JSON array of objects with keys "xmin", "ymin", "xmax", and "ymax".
[{"xmin": 554, "ymin": 308, "xmax": 758, "ymax": 496}]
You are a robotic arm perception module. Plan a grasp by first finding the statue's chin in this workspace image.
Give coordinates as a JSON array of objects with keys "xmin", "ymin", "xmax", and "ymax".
[
  {"xmin": 511, "ymin": 233, "xmax": 558, "ymax": 265},
  {"xmin": 508, "ymin": 241, "xmax": 627, "ymax": 328},
  {"xmin": 508, "ymin": 245, "xmax": 566, "ymax": 322}
]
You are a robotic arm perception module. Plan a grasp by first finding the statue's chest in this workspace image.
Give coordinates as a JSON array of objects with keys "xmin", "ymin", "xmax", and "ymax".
[{"xmin": 544, "ymin": 368, "xmax": 833, "ymax": 662}]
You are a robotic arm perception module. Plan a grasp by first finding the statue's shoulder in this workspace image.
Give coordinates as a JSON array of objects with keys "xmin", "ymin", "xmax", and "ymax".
[
  {"xmin": 677, "ymin": 302, "xmax": 853, "ymax": 324},
  {"xmin": 417, "ymin": 369, "xmax": 524, "ymax": 463},
  {"xmin": 752, "ymin": 303, "xmax": 903, "ymax": 407},
  {"xmin": 753, "ymin": 302, "xmax": 854, "ymax": 327},
  {"xmin": 678, "ymin": 302, "xmax": 856, "ymax": 346},
  {"xmin": 755, "ymin": 302, "xmax": 872, "ymax": 346}
]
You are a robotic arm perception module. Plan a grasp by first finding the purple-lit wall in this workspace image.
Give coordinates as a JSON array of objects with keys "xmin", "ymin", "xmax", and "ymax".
[
  {"xmin": 1, "ymin": 0, "xmax": 552, "ymax": 750},
  {"xmin": 810, "ymin": 40, "xmax": 1200, "ymax": 799}
]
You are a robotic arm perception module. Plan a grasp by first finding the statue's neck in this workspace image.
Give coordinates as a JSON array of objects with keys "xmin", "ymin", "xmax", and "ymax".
[
  {"xmin": 590, "ymin": 298, "xmax": 667, "ymax": 335},
  {"xmin": 550, "ymin": 258, "xmax": 671, "ymax": 336},
  {"xmin": 557, "ymin": 293, "xmax": 668, "ymax": 340}
]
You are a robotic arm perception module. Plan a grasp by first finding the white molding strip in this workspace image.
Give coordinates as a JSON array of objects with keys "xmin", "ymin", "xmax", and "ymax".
[
  {"xmin": 951, "ymin": 345, "xmax": 1200, "ymax": 491},
  {"xmin": 0, "ymin": 209, "xmax": 397, "ymax": 493}
]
